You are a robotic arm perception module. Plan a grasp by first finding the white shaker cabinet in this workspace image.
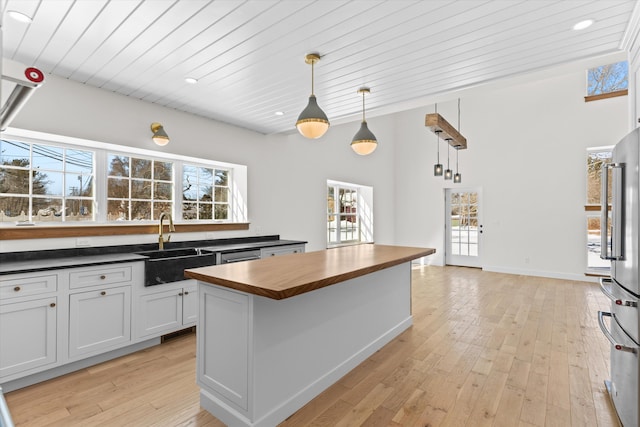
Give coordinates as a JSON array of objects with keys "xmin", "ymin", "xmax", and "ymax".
[
  {"xmin": 66, "ymin": 262, "xmax": 139, "ymax": 360},
  {"xmin": 68, "ymin": 285, "xmax": 132, "ymax": 359},
  {"xmin": 136, "ymin": 280, "xmax": 197, "ymax": 339},
  {"xmin": 0, "ymin": 296, "xmax": 58, "ymax": 379},
  {"xmin": 0, "ymin": 272, "xmax": 59, "ymax": 381}
]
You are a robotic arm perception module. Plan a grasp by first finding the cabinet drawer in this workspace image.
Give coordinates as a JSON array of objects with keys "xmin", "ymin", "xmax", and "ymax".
[
  {"xmin": 69, "ymin": 265, "xmax": 132, "ymax": 289},
  {"xmin": 260, "ymin": 245, "xmax": 304, "ymax": 258},
  {"xmin": 0, "ymin": 274, "xmax": 58, "ymax": 299}
]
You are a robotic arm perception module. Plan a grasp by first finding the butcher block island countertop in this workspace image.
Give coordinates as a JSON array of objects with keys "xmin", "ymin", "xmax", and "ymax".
[
  {"xmin": 184, "ymin": 243, "xmax": 435, "ymax": 300},
  {"xmin": 186, "ymin": 244, "xmax": 434, "ymax": 427}
]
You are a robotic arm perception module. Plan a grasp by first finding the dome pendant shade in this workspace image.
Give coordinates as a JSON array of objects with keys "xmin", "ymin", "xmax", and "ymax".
[
  {"xmin": 351, "ymin": 87, "xmax": 377, "ymax": 155},
  {"xmin": 296, "ymin": 94, "xmax": 329, "ymax": 139},
  {"xmin": 351, "ymin": 120, "xmax": 377, "ymax": 155}
]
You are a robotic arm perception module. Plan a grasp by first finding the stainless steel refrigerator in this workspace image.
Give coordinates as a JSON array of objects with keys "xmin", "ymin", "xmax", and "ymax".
[{"xmin": 598, "ymin": 127, "xmax": 640, "ymax": 427}]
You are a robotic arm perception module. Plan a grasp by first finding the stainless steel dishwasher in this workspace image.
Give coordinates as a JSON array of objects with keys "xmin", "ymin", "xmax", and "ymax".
[{"xmin": 219, "ymin": 249, "xmax": 261, "ymax": 264}]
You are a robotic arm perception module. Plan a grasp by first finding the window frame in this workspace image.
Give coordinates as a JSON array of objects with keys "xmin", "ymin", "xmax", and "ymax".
[
  {"xmin": 585, "ymin": 146, "xmax": 613, "ymax": 274},
  {"xmin": 0, "ymin": 128, "xmax": 248, "ymax": 239},
  {"xmin": 326, "ymin": 180, "xmax": 373, "ymax": 248},
  {"xmin": 584, "ymin": 60, "xmax": 629, "ymax": 102},
  {"xmin": 0, "ymin": 139, "xmax": 96, "ymax": 223}
]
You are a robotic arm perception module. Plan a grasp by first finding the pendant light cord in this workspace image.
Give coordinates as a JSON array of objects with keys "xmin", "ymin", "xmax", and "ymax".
[
  {"xmin": 362, "ymin": 91, "xmax": 366, "ymax": 122},
  {"xmin": 311, "ymin": 61, "xmax": 315, "ymax": 96},
  {"xmin": 435, "ymin": 103, "xmax": 439, "ymax": 161}
]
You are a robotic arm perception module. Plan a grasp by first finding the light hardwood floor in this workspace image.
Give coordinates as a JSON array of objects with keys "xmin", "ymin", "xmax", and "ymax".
[{"xmin": 5, "ymin": 266, "xmax": 620, "ymax": 426}]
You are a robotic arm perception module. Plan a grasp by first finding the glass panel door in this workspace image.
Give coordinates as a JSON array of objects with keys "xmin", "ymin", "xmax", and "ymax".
[{"xmin": 445, "ymin": 188, "xmax": 482, "ymax": 267}]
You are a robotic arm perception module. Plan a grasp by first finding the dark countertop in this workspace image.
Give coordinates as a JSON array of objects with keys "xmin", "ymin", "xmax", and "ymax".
[{"xmin": 0, "ymin": 235, "xmax": 306, "ymax": 275}]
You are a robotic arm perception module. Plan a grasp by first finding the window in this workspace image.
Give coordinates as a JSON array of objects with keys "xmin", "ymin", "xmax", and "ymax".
[
  {"xmin": 0, "ymin": 130, "xmax": 247, "ymax": 227},
  {"xmin": 106, "ymin": 154, "xmax": 173, "ymax": 221},
  {"xmin": 0, "ymin": 139, "xmax": 94, "ymax": 223},
  {"xmin": 585, "ymin": 147, "xmax": 613, "ymax": 271},
  {"xmin": 182, "ymin": 165, "xmax": 230, "ymax": 220},
  {"xmin": 327, "ymin": 180, "xmax": 373, "ymax": 247},
  {"xmin": 586, "ymin": 61, "xmax": 628, "ymax": 101}
]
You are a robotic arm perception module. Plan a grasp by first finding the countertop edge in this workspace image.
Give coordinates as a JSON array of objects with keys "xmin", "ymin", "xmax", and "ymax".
[{"xmin": 186, "ymin": 246, "xmax": 435, "ymax": 300}]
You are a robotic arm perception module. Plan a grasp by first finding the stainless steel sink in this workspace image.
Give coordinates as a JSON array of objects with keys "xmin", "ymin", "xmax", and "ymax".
[{"xmin": 136, "ymin": 247, "xmax": 218, "ymax": 286}]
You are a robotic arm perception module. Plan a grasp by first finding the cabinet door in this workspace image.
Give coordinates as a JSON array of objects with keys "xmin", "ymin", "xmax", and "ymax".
[
  {"xmin": 69, "ymin": 286, "xmax": 131, "ymax": 359},
  {"xmin": 137, "ymin": 289, "xmax": 182, "ymax": 339},
  {"xmin": 0, "ymin": 297, "xmax": 57, "ymax": 379},
  {"xmin": 182, "ymin": 283, "xmax": 198, "ymax": 326}
]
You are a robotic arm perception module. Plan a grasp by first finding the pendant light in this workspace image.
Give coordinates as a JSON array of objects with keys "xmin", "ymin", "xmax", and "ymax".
[
  {"xmin": 434, "ymin": 130, "xmax": 443, "ymax": 175},
  {"xmin": 444, "ymin": 138, "xmax": 453, "ymax": 180},
  {"xmin": 351, "ymin": 87, "xmax": 377, "ymax": 155},
  {"xmin": 296, "ymin": 53, "xmax": 329, "ymax": 139},
  {"xmin": 454, "ymin": 147, "xmax": 462, "ymax": 183}
]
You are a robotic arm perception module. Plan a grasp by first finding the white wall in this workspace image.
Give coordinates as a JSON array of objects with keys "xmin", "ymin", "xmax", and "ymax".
[
  {"xmin": 393, "ymin": 53, "xmax": 629, "ymax": 280},
  {"xmin": 2, "ymin": 52, "xmax": 631, "ymax": 281},
  {"xmin": 3, "ymin": 73, "xmax": 396, "ymax": 253}
]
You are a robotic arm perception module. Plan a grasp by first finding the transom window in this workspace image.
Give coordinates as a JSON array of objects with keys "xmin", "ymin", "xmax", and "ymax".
[{"xmin": 585, "ymin": 60, "xmax": 628, "ymax": 101}]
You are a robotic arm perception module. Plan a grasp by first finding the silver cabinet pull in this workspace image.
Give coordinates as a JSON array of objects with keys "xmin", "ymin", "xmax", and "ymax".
[{"xmin": 598, "ymin": 311, "xmax": 637, "ymax": 353}]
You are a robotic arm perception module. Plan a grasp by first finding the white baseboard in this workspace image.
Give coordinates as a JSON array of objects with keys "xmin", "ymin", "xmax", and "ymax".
[{"xmin": 481, "ymin": 265, "xmax": 597, "ymax": 282}]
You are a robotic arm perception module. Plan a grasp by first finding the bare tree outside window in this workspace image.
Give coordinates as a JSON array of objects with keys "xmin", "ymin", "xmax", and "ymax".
[{"xmin": 587, "ymin": 61, "xmax": 628, "ymax": 96}]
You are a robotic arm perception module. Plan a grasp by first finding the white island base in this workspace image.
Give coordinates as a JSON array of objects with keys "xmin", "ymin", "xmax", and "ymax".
[{"xmin": 196, "ymin": 263, "xmax": 412, "ymax": 427}]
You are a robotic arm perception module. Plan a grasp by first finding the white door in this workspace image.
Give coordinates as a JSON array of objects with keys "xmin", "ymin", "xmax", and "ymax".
[{"xmin": 445, "ymin": 188, "xmax": 482, "ymax": 267}]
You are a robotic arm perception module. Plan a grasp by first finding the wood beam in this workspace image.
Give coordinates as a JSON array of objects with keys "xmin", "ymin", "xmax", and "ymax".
[{"xmin": 425, "ymin": 113, "xmax": 467, "ymax": 149}]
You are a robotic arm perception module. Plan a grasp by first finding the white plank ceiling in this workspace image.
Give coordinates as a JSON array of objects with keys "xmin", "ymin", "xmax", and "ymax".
[{"xmin": 2, "ymin": 0, "xmax": 638, "ymax": 135}]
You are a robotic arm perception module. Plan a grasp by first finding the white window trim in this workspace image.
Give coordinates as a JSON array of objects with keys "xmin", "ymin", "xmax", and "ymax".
[
  {"xmin": 327, "ymin": 179, "xmax": 373, "ymax": 248},
  {"xmin": 1, "ymin": 127, "xmax": 248, "ymax": 226},
  {"xmin": 585, "ymin": 146, "xmax": 613, "ymax": 274}
]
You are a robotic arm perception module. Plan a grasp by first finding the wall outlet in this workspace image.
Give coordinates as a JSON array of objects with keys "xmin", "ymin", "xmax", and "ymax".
[
  {"xmin": 524, "ymin": 257, "xmax": 530, "ymax": 264},
  {"xmin": 206, "ymin": 232, "xmax": 215, "ymax": 239},
  {"xmin": 255, "ymin": 226, "xmax": 262, "ymax": 235},
  {"xmin": 76, "ymin": 237, "xmax": 91, "ymax": 247}
]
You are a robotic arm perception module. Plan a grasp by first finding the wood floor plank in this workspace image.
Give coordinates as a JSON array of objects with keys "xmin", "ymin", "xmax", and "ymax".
[{"xmin": 4, "ymin": 266, "xmax": 618, "ymax": 427}]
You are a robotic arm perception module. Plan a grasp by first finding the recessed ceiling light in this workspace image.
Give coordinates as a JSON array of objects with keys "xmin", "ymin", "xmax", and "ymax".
[
  {"xmin": 275, "ymin": 111, "xmax": 285, "ymax": 116},
  {"xmin": 7, "ymin": 10, "xmax": 33, "ymax": 23},
  {"xmin": 185, "ymin": 77, "xmax": 198, "ymax": 84},
  {"xmin": 573, "ymin": 19, "xmax": 594, "ymax": 30}
]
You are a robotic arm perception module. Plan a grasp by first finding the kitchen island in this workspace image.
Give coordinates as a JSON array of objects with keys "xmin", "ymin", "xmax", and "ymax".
[{"xmin": 185, "ymin": 244, "xmax": 434, "ymax": 427}]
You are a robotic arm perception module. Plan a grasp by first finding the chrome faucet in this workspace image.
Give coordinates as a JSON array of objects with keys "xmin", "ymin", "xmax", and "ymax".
[{"xmin": 158, "ymin": 212, "xmax": 175, "ymax": 250}]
